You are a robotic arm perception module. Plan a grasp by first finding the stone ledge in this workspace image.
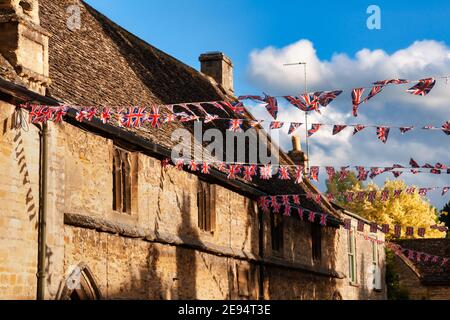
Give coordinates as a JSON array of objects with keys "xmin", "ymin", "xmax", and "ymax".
[{"xmin": 64, "ymin": 212, "xmax": 344, "ymax": 279}]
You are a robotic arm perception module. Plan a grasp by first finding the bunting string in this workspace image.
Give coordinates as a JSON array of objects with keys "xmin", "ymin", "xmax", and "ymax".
[{"xmin": 20, "ymin": 104, "xmax": 450, "ymax": 145}]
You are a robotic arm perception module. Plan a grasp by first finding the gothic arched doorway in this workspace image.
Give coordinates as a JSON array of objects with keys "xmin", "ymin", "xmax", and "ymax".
[{"xmin": 58, "ymin": 263, "xmax": 102, "ymax": 300}]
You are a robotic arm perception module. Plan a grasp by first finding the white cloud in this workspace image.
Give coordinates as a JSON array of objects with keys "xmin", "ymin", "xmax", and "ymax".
[{"xmin": 245, "ymin": 39, "xmax": 450, "ymax": 208}]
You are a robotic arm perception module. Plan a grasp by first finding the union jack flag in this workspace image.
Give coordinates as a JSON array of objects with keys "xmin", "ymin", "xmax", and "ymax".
[
  {"xmin": 258, "ymin": 197, "xmax": 270, "ymax": 213},
  {"xmin": 392, "ymin": 171, "xmax": 403, "ymax": 178},
  {"xmin": 373, "ymin": 79, "xmax": 409, "ymax": 86},
  {"xmin": 357, "ymin": 220, "xmax": 365, "ymax": 232},
  {"xmin": 292, "ymin": 195, "xmax": 300, "ymax": 205},
  {"xmin": 164, "ymin": 113, "xmax": 177, "ymax": 123},
  {"xmin": 309, "ymin": 166, "xmax": 319, "ymax": 182},
  {"xmin": 228, "ymin": 119, "xmax": 243, "ymax": 132},
  {"xmin": 394, "ymin": 225, "xmax": 402, "ymax": 238},
  {"xmin": 352, "ymin": 88, "xmax": 365, "ymax": 117},
  {"xmin": 320, "ymin": 214, "xmax": 327, "ymax": 226},
  {"xmin": 370, "ymin": 222, "xmax": 378, "ymax": 233},
  {"xmin": 442, "ymin": 121, "xmax": 450, "ymax": 136},
  {"xmin": 381, "ymin": 224, "xmax": 390, "ymax": 234},
  {"xmin": 332, "ymin": 125, "xmax": 347, "ymax": 135},
  {"xmin": 435, "ymin": 163, "xmax": 447, "ymax": 169},
  {"xmin": 260, "ymin": 165, "xmax": 273, "ymax": 180},
  {"xmin": 344, "ymin": 219, "xmax": 352, "ymax": 230},
  {"xmin": 161, "ymin": 158, "xmax": 171, "ymax": 169},
  {"xmin": 217, "ymin": 162, "xmax": 227, "ymax": 172},
  {"xmin": 346, "ymin": 192, "xmax": 354, "ymax": 203},
  {"xmin": 376, "ymin": 126, "xmax": 390, "ymax": 143},
  {"xmin": 406, "ymin": 226, "xmax": 414, "ymax": 237},
  {"xmin": 294, "ymin": 165, "xmax": 304, "ymax": 184},
  {"xmin": 356, "ymin": 167, "xmax": 369, "ymax": 181},
  {"xmin": 410, "ymin": 158, "xmax": 420, "ymax": 168},
  {"xmin": 54, "ymin": 106, "xmax": 68, "ymax": 123},
  {"xmin": 353, "ymin": 125, "xmax": 366, "ymax": 135},
  {"xmin": 308, "ymin": 211, "xmax": 316, "ymax": 223},
  {"xmin": 284, "ymin": 96, "xmax": 307, "ymax": 112},
  {"xmin": 368, "ymin": 191, "xmax": 377, "ymax": 202},
  {"xmin": 269, "ymin": 121, "xmax": 284, "ymax": 130},
  {"xmin": 405, "ymin": 187, "xmax": 416, "ymax": 195},
  {"xmin": 28, "ymin": 105, "xmax": 42, "ymax": 123},
  {"xmin": 243, "ymin": 165, "xmax": 257, "ymax": 181},
  {"xmin": 363, "ymin": 85, "xmax": 383, "ymax": 103},
  {"xmin": 278, "ymin": 166, "xmax": 291, "ymax": 180},
  {"xmin": 204, "ymin": 114, "xmax": 219, "ymax": 124},
  {"xmin": 189, "ymin": 160, "xmax": 198, "ymax": 171},
  {"xmin": 307, "ymin": 124, "xmax": 322, "ymax": 137},
  {"xmin": 318, "ymin": 90, "xmax": 343, "ymax": 107},
  {"xmin": 418, "ymin": 228, "xmax": 426, "ymax": 238},
  {"xmin": 394, "ymin": 189, "xmax": 403, "ymax": 198},
  {"xmin": 442, "ymin": 258, "xmax": 449, "ymax": 267},
  {"xmin": 75, "ymin": 109, "xmax": 88, "ymax": 122},
  {"xmin": 357, "ymin": 191, "xmax": 366, "ymax": 201},
  {"xmin": 262, "ymin": 94, "xmax": 279, "ymax": 119},
  {"xmin": 288, "ymin": 123, "xmax": 302, "ymax": 135},
  {"xmin": 407, "ymin": 250, "xmax": 415, "ymax": 260},
  {"xmin": 221, "ymin": 101, "xmax": 245, "ymax": 116},
  {"xmin": 85, "ymin": 108, "xmax": 97, "ymax": 122},
  {"xmin": 442, "ymin": 187, "xmax": 449, "ymax": 196},
  {"xmin": 175, "ymin": 159, "xmax": 185, "ymax": 170},
  {"xmin": 122, "ymin": 107, "xmax": 146, "ymax": 128},
  {"xmin": 325, "ymin": 167, "xmax": 335, "ymax": 181},
  {"xmin": 406, "ymin": 78, "xmax": 436, "ymax": 96},
  {"xmin": 227, "ymin": 165, "xmax": 241, "ymax": 180},
  {"xmin": 201, "ymin": 162, "xmax": 210, "ymax": 174},
  {"xmin": 272, "ymin": 200, "xmax": 281, "ymax": 213},
  {"xmin": 281, "ymin": 195, "xmax": 290, "ymax": 206},
  {"xmin": 381, "ymin": 190, "xmax": 389, "ymax": 201},
  {"xmin": 431, "ymin": 168, "xmax": 441, "ymax": 175},
  {"xmin": 418, "ymin": 188, "xmax": 428, "ymax": 196},
  {"xmin": 339, "ymin": 167, "xmax": 350, "ymax": 182},
  {"xmin": 303, "ymin": 92, "xmax": 322, "ymax": 113},
  {"xmin": 370, "ymin": 167, "xmax": 384, "ymax": 179},
  {"xmin": 431, "ymin": 256, "xmax": 439, "ymax": 264},
  {"xmin": 283, "ymin": 205, "xmax": 291, "ymax": 217},
  {"xmin": 100, "ymin": 107, "xmax": 112, "ymax": 124},
  {"xmin": 399, "ymin": 126, "xmax": 414, "ymax": 134},
  {"xmin": 116, "ymin": 108, "xmax": 125, "ymax": 127}
]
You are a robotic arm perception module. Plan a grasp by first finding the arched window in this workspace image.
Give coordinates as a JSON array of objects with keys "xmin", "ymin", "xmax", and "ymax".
[{"xmin": 58, "ymin": 263, "xmax": 102, "ymax": 300}]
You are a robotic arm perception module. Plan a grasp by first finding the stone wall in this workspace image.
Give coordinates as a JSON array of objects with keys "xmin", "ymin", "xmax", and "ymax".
[
  {"xmin": 391, "ymin": 255, "xmax": 450, "ymax": 300},
  {"xmin": 0, "ymin": 115, "xmax": 388, "ymax": 300}
]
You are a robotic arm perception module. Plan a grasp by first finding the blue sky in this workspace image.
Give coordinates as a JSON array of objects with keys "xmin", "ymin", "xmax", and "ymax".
[
  {"xmin": 84, "ymin": 0, "xmax": 450, "ymax": 209},
  {"xmin": 85, "ymin": 0, "xmax": 450, "ymax": 94}
]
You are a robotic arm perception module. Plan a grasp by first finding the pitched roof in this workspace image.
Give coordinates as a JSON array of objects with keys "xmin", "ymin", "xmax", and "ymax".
[
  {"xmin": 394, "ymin": 239, "xmax": 450, "ymax": 285},
  {"xmin": 36, "ymin": 0, "xmax": 340, "ymax": 218}
]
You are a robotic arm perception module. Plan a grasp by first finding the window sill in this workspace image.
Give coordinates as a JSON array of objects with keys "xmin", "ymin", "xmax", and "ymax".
[{"xmin": 349, "ymin": 282, "xmax": 359, "ymax": 287}]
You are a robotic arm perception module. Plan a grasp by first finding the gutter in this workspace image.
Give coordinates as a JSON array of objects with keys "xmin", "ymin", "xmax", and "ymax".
[{"xmin": 36, "ymin": 122, "xmax": 48, "ymax": 300}]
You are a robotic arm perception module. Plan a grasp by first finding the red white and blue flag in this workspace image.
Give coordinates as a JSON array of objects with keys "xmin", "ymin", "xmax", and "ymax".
[
  {"xmin": 308, "ymin": 124, "xmax": 322, "ymax": 137},
  {"xmin": 319, "ymin": 90, "xmax": 343, "ymax": 107},
  {"xmin": 147, "ymin": 106, "xmax": 161, "ymax": 128},
  {"xmin": 363, "ymin": 86, "xmax": 384, "ymax": 103},
  {"xmin": 353, "ymin": 125, "xmax": 366, "ymax": 135},
  {"xmin": 288, "ymin": 123, "xmax": 302, "ymax": 135},
  {"xmin": 332, "ymin": 125, "xmax": 347, "ymax": 135},
  {"xmin": 442, "ymin": 121, "xmax": 450, "ymax": 136},
  {"xmin": 352, "ymin": 88, "xmax": 365, "ymax": 117},
  {"xmin": 406, "ymin": 78, "xmax": 436, "ymax": 96},
  {"xmin": 228, "ymin": 119, "xmax": 243, "ymax": 132},
  {"xmin": 269, "ymin": 121, "xmax": 284, "ymax": 130},
  {"xmin": 376, "ymin": 126, "xmax": 390, "ymax": 143}
]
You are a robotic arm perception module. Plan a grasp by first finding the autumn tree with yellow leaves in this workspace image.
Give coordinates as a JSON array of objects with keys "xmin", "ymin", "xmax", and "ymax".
[{"xmin": 327, "ymin": 176, "xmax": 446, "ymax": 239}]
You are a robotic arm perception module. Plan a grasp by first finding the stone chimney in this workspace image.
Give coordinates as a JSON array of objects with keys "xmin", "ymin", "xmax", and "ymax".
[
  {"xmin": 0, "ymin": 0, "xmax": 50, "ymax": 94},
  {"xmin": 199, "ymin": 52, "xmax": 234, "ymax": 95},
  {"xmin": 288, "ymin": 135, "xmax": 308, "ymax": 169}
]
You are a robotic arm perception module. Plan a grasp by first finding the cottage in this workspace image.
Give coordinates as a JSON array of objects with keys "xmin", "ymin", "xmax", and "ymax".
[{"xmin": 0, "ymin": 0, "xmax": 386, "ymax": 300}]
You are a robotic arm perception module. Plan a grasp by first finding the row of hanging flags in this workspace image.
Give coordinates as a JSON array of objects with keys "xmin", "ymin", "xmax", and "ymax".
[
  {"xmin": 255, "ymin": 195, "xmax": 449, "ymax": 266},
  {"xmin": 238, "ymin": 77, "xmax": 445, "ymax": 119},
  {"xmin": 21, "ymin": 104, "xmax": 450, "ymax": 144},
  {"xmin": 160, "ymin": 157, "xmax": 450, "ymax": 184}
]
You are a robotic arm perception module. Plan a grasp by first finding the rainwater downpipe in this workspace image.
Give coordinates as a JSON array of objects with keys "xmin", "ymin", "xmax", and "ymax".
[{"xmin": 37, "ymin": 122, "xmax": 48, "ymax": 300}]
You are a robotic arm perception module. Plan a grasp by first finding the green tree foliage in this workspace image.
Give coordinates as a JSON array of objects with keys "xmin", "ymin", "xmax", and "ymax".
[{"xmin": 439, "ymin": 201, "xmax": 450, "ymax": 238}]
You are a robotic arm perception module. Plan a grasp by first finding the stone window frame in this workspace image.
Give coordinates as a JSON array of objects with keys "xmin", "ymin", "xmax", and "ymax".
[
  {"xmin": 270, "ymin": 212, "xmax": 284, "ymax": 256},
  {"xmin": 112, "ymin": 144, "xmax": 138, "ymax": 215},
  {"xmin": 348, "ymin": 226, "xmax": 358, "ymax": 285},
  {"xmin": 311, "ymin": 223, "xmax": 322, "ymax": 263},
  {"xmin": 197, "ymin": 181, "xmax": 216, "ymax": 233}
]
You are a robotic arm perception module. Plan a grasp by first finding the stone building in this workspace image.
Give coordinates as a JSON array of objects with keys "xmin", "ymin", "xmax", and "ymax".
[
  {"xmin": 390, "ymin": 239, "xmax": 450, "ymax": 300},
  {"xmin": 0, "ymin": 0, "xmax": 386, "ymax": 300}
]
